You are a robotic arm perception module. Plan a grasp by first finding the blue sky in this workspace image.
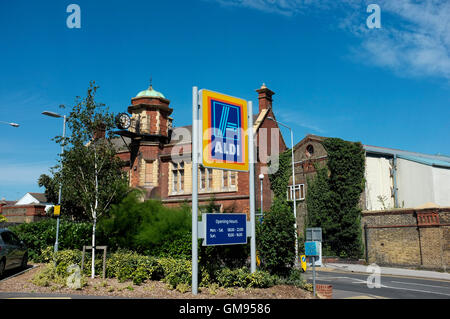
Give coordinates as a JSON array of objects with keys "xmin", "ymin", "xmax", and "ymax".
[{"xmin": 0, "ymin": 0, "xmax": 449, "ymax": 200}]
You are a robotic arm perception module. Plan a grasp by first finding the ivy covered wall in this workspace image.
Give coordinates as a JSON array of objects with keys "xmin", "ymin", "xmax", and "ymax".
[{"xmin": 306, "ymin": 138, "xmax": 365, "ymax": 258}]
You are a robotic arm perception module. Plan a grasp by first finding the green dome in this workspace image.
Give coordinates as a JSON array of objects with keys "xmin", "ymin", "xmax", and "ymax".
[{"xmin": 136, "ymin": 85, "xmax": 165, "ymax": 99}]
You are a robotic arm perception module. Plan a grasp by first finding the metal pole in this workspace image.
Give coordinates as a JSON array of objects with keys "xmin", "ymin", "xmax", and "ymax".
[
  {"xmin": 191, "ymin": 86, "xmax": 199, "ymax": 295},
  {"xmin": 260, "ymin": 177, "xmax": 263, "ymax": 218},
  {"xmin": 54, "ymin": 115, "xmax": 66, "ymax": 254},
  {"xmin": 248, "ymin": 101, "xmax": 256, "ymax": 273},
  {"xmin": 290, "ymin": 129, "xmax": 298, "ymax": 267},
  {"xmin": 312, "ymin": 256, "xmax": 316, "ymax": 297}
]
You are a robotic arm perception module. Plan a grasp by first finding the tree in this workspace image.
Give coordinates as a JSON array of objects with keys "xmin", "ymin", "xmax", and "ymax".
[
  {"xmin": 256, "ymin": 196, "xmax": 296, "ymax": 276},
  {"xmin": 256, "ymin": 148, "xmax": 297, "ymax": 276},
  {"xmin": 38, "ymin": 173, "xmax": 84, "ymax": 220},
  {"xmin": 51, "ymin": 81, "xmax": 128, "ymax": 277}
]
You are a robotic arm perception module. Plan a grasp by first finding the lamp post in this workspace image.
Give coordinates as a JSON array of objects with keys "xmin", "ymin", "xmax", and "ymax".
[
  {"xmin": 267, "ymin": 116, "xmax": 299, "ymax": 267},
  {"xmin": 258, "ymin": 173, "xmax": 264, "ymax": 220},
  {"xmin": 0, "ymin": 121, "xmax": 20, "ymax": 127},
  {"xmin": 42, "ymin": 111, "xmax": 67, "ymax": 254}
]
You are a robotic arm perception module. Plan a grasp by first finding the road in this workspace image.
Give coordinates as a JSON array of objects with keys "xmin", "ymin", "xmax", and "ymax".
[{"xmin": 304, "ymin": 268, "xmax": 450, "ymax": 299}]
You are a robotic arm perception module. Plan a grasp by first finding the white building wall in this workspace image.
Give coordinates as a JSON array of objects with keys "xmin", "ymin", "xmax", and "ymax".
[
  {"xmin": 432, "ymin": 166, "xmax": 450, "ymax": 206},
  {"xmin": 15, "ymin": 193, "xmax": 53, "ymax": 213},
  {"xmin": 365, "ymin": 156, "xmax": 394, "ymax": 210},
  {"xmin": 397, "ymin": 159, "xmax": 435, "ymax": 208},
  {"xmin": 15, "ymin": 193, "xmax": 39, "ymax": 205}
]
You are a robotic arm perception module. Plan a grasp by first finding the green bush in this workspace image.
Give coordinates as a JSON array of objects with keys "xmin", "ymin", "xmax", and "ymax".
[
  {"xmin": 256, "ymin": 197, "xmax": 296, "ymax": 276},
  {"xmin": 97, "ymin": 192, "xmax": 191, "ymax": 256},
  {"xmin": 158, "ymin": 257, "xmax": 192, "ymax": 289},
  {"xmin": 216, "ymin": 267, "xmax": 276, "ymax": 288},
  {"xmin": 275, "ymin": 268, "xmax": 307, "ymax": 288},
  {"xmin": 104, "ymin": 250, "xmax": 163, "ymax": 285},
  {"xmin": 10, "ymin": 219, "xmax": 91, "ymax": 262},
  {"xmin": 152, "ymin": 232, "xmax": 191, "ymax": 259},
  {"xmin": 31, "ymin": 249, "xmax": 292, "ymax": 290}
]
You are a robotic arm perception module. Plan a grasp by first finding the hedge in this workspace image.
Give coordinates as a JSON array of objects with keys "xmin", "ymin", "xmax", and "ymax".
[{"xmin": 9, "ymin": 219, "xmax": 91, "ymax": 261}]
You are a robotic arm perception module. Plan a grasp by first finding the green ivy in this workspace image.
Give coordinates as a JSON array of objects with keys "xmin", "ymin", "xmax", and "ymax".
[
  {"xmin": 268, "ymin": 149, "xmax": 292, "ymax": 199},
  {"xmin": 306, "ymin": 138, "xmax": 365, "ymax": 259}
]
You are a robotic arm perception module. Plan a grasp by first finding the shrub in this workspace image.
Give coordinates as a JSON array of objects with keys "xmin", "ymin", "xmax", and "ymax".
[
  {"xmin": 275, "ymin": 268, "xmax": 307, "ymax": 288},
  {"xmin": 105, "ymin": 250, "xmax": 163, "ymax": 285},
  {"xmin": 151, "ymin": 232, "xmax": 191, "ymax": 259},
  {"xmin": 10, "ymin": 219, "xmax": 91, "ymax": 262},
  {"xmin": 54, "ymin": 249, "xmax": 82, "ymax": 276},
  {"xmin": 256, "ymin": 197, "xmax": 296, "ymax": 276},
  {"xmin": 216, "ymin": 267, "xmax": 275, "ymax": 288},
  {"xmin": 157, "ymin": 257, "xmax": 192, "ymax": 289},
  {"xmin": 97, "ymin": 192, "xmax": 191, "ymax": 256},
  {"xmin": 32, "ymin": 264, "xmax": 57, "ymax": 287}
]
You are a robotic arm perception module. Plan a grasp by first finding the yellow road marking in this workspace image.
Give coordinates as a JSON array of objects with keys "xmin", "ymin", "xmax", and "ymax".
[{"xmin": 8, "ymin": 297, "xmax": 72, "ymax": 299}]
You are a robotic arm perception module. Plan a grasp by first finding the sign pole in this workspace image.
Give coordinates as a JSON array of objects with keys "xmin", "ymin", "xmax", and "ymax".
[
  {"xmin": 248, "ymin": 101, "xmax": 256, "ymax": 273},
  {"xmin": 192, "ymin": 86, "xmax": 199, "ymax": 295},
  {"xmin": 312, "ymin": 256, "xmax": 316, "ymax": 297}
]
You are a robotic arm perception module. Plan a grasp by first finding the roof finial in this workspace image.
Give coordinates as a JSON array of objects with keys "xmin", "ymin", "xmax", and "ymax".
[{"xmin": 149, "ymin": 76, "xmax": 153, "ymax": 90}]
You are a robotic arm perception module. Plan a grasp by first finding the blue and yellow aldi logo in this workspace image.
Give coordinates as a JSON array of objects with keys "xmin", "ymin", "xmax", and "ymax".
[{"xmin": 200, "ymin": 89, "xmax": 248, "ymax": 171}]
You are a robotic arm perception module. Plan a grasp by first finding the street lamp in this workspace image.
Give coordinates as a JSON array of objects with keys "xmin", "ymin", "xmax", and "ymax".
[
  {"xmin": 0, "ymin": 121, "xmax": 20, "ymax": 127},
  {"xmin": 258, "ymin": 173, "xmax": 264, "ymax": 220},
  {"xmin": 42, "ymin": 110, "xmax": 67, "ymax": 254},
  {"xmin": 267, "ymin": 116, "xmax": 299, "ymax": 267}
]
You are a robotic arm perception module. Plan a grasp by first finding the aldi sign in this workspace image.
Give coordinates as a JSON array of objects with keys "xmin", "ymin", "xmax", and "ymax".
[{"xmin": 200, "ymin": 89, "xmax": 249, "ymax": 172}]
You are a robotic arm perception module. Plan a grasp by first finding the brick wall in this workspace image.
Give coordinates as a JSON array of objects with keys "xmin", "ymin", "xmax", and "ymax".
[
  {"xmin": 315, "ymin": 284, "xmax": 333, "ymax": 299},
  {"xmin": 362, "ymin": 208, "xmax": 450, "ymax": 270},
  {"xmin": 1, "ymin": 204, "xmax": 47, "ymax": 223}
]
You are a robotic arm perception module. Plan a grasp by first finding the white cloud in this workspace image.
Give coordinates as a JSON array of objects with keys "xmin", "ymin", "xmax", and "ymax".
[
  {"xmin": 208, "ymin": 0, "xmax": 450, "ymax": 81},
  {"xmin": 278, "ymin": 110, "xmax": 326, "ymax": 134}
]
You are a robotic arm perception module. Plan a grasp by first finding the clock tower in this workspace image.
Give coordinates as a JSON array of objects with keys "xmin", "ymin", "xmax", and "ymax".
[{"xmin": 126, "ymin": 84, "xmax": 173, "ymax": 142}]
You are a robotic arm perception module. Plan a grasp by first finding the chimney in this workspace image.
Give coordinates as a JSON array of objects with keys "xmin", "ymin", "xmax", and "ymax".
[
  {"xmin": 256, "ymin": 83, "xmax": 275, "ymax": 114},
  {"xmin": 93, "ymin": 123, "xmax": 106, "ymax": 140}
]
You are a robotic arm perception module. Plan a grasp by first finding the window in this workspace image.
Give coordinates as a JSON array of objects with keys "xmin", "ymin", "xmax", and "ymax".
[
  {"xmin": 172, "ymin": 161, "xmax": 185, "ymax": 193},
  {"xmin": 223, "ymin": 171, "xmax": 228, "ymax": 188},
  {"xmin": 199, "ymin": 166, "xmax": 213, "ymax": 191},
  {"xmin": 1, "ymin": 231, "xmax": 19, "ymax": 245},
  {"xmin": 144, "ymin": 161, "xmax": 153, "ymax": 185},
  {"xmin": 208, "ymin": 168, "xmax": 213, "ymax": 189},
  {"xmin": 287, "ymin": 184, "xmax": 305, "ymax": 201},
  {"xmin": 306, "ymin": 144, "xmax": 314, "ymax": 157},
  {"xmin": 230, "ymin": 171, "xmax": 236, "ymax": 187},
  {"xmin": 222, "ymin": 170, "xmax": 237, "ymax": 189}
]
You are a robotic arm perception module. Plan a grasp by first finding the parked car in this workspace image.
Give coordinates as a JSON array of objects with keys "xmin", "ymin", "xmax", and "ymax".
[{"xmin": 0, "ymin": 228, "xmax": 28, "ymax": 277}]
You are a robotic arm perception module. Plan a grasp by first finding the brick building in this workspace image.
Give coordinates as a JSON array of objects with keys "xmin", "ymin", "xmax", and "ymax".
[
  {"xmin": 111, "ymin": 83, "xmax": 286, "ymax": 214},
  {"xmin": 288, "ymin": 135, "xmax": 450, "ymax": 269},
  {"xmin": 0, "ymin": 194, "xmax": 49, "ymax": 224}
]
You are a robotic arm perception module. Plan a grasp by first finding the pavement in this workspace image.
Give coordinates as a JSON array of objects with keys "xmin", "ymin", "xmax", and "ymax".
[{"xmin": 321, "ymin": 263, "xmax": 450, "ymax": 281}]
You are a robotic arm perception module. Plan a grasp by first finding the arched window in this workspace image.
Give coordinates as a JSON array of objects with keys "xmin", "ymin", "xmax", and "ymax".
[{"xmin": 306, "ymin": 144, "xmax": 314, "ymax": 157}]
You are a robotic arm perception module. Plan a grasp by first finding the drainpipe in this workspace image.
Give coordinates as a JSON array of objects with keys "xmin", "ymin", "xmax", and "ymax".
[
  {"xmin": 364, "ymin": 223, "xmax": 369, "ymax": 264},
  {"xmin": 393, "ymin": 155, "xmax": 399, "ymax": 208}
]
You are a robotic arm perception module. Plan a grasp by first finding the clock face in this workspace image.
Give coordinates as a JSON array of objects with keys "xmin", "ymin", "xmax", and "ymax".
[{"xmin": 116, "ymin": 113, "xmax": 131, "ymax": 129}]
